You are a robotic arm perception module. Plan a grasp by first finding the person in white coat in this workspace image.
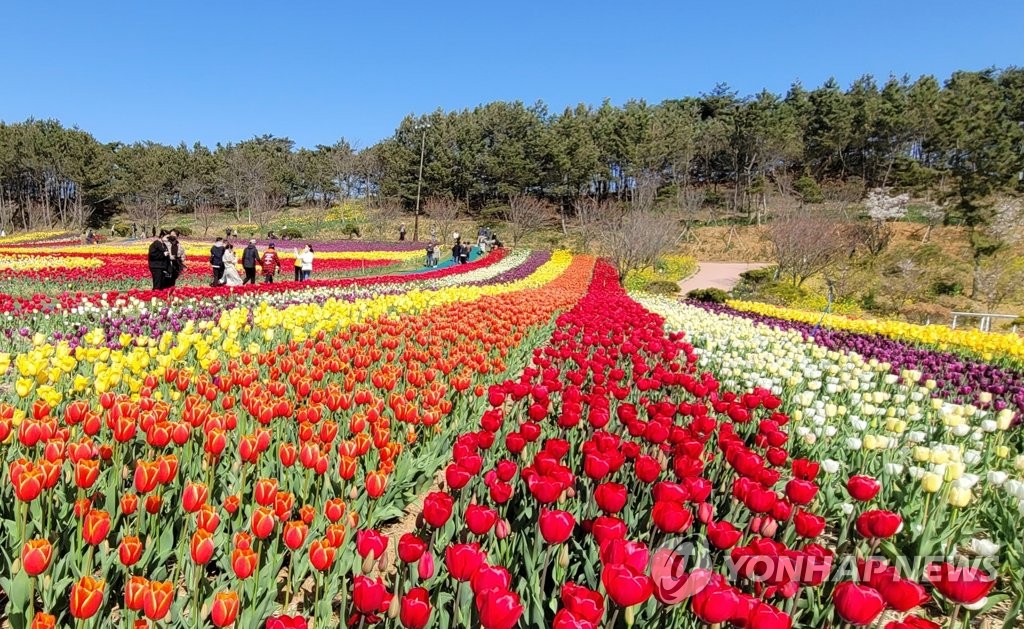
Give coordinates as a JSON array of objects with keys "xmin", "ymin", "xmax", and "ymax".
[
  {"xmin": 299, "ymin": 245, "xmax": 314, "ymax": 281},
  {"xmin": 220, "ymin": 243, "xmax": 244, "ymax": 286}
]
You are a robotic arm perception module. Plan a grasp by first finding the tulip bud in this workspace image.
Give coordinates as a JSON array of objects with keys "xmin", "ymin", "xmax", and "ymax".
[
  {"xmin": 349, "ymin": 486, "xmax": 359, "ymax": 501},
  {"xmin": 624, "ymin": 604, "xmax": 635, "ymax": 627},
  {"xmin": 362, "ymin": 555, "xmax": 375, "ymax": 574},
  {"xmin": 388, "ymin": 594, "xmax": 401, "ymax": 619},
  {"xmin": 558, "ymin": 544, "xmax": 570, "ymax": 569}
]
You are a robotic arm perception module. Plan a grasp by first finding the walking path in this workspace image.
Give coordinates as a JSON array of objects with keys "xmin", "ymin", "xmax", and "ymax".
[
  {"xmin": 405, "ymin": 246, "xmax": 483, "ymax": 273},
  {"xmin": 678, "ymin": 262, "xmax": 769, "ymax": 294}
]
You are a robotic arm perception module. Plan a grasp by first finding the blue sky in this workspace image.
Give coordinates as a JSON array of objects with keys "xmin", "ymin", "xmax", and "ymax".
[{"xmin": 2, "ymin": 1, "xmax": 1021, "ymax": 148}]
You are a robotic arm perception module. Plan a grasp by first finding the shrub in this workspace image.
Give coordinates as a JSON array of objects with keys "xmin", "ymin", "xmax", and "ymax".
[
  {"xmin": 793, "ymin": 175, "xmax": 824, "ymax": 204},
  {"xmin": 687, "ymin": 287, "xmax": 728, "ymax": 303},
  {"xmin": 646, "ymin": 281, "xmax": 680, "ymax": 295},
  {"xmin": 740, "ymin": 266, "xmax": 776, "ymax": 285},
  {"xmin": 341, "ymin": 221, "xmax": 361, "ymax": 239},
  {"xmin": 169, "ymin": 226, "xmax": 193, "ymax": 237},
  {"xmin": 279, "ymin": 227, "xmax": 304, "ymax": 240},
  {"xmin": 931, "ymin": 279, "xmax": 964, "ymax": 297}
]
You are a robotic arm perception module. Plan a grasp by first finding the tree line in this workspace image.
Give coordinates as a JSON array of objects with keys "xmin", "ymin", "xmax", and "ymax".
[{"xmin": 1, "ymin": 67, "xmax": 1022, "ymax": 236}]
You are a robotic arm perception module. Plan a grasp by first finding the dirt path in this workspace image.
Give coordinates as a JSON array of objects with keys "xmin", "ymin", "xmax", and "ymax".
[{"xmin": 678, "ymin": 262, "xmax": 769, "ymax": 294}]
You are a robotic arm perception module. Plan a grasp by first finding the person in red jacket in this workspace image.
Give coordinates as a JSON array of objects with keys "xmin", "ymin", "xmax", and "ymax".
[{"xmin": 260, "ymin": 243, "xmax": 281, "ymax": 283}]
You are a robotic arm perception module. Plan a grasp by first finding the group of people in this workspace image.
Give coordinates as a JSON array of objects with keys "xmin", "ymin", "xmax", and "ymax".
[
  {"xmin": 146, "ymin": 229, "xmax": 186, "ymax": 290},
  {"xmin": 147, "ymin": 233, "xmax": 316, "ymax": 291},
  {"xmin": 422, "ymin": 228, "xmax": 503, "ymax": 268}
]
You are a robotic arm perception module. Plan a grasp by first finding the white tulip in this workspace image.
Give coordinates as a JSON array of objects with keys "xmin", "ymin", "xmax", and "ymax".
[
  {"xmin": 822, "ymin": 459, "xmax": 841, "ymax": 474},
  {"xmin": 987, "ymin": 471, "xmax": 1008, "ymax": 486},
  {"xmin": 846, "ymin": 437, "xmax": 863, "ymax": 450},
  {"xmin": 840, "ymin": 503, "xmax": 854, "ymax": 515},
  {"xmin": 884, "ymin": 463, "xmax": 904, "ymax": 475}
]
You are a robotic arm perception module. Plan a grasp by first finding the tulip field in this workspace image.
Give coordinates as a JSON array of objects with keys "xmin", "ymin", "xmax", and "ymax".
[{"xmin": 2, "ymin": 234, "xmax": 1023, "ymax": 628}]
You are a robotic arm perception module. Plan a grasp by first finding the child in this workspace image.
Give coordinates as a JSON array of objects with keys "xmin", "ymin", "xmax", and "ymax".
[{"xmin": 261, "ymin": 243, "xmax": 281, "ymax": 283}]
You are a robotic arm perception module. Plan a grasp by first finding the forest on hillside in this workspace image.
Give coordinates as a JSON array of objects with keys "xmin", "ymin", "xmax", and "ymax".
[{"xmin": 1, "ymin": 68, "xmax": 1023, "ymax": 236}]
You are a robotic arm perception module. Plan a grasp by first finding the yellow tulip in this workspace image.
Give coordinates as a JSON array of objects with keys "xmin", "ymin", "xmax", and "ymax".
[
  {"xmin": 947, "ymin": 487, "xmax": 972, "ymax": 508},
  {"xmin": 921, "ymin": 473, "xmax": 943, "ymax": 493}
]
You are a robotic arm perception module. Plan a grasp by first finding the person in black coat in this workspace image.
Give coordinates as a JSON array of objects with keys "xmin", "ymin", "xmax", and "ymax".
[
  {"xmin": 242, "ymin": 239, "xmax": 260, "ymax": 285},
  {"xmin": 148, "ymin": 231, "xmax": 171, "ymax": 290},
  {"xmin": 210, "ymin": 237, "xmax": 226, "ymax": 285},
  {"xmin": 167, "ymin": 229, "xmax": 185, "ymax": 287}
]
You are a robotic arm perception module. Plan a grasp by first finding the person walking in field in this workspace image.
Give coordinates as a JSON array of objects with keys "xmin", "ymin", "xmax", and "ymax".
[
  {"xmin": 459, "ymin": 242, "xmax": 470, "ymax": 264},
  {"xmin": 261, "ymin": 243, "xmax": 281, "ymax": 283},
  {"xmin": 425, "ymin": 240, "xmax": 435, "ymax": 267},
  {"xmin": 242, "ymin": 239, "xmax": 260, "ymax": 285},
  {"xmin": 219, "ymin": 243, "xmax": 244, "ymax": 286},
  {"xmin": 148, "ymin": 230, "xmax": 171, "ymax": 290},
  {"xmin": 167, "ymin": 229, "xmax": 185, "ymax": 287},
  {"xmin": 210, "ymin": 237, "xmax": 226, "ymax": 286},
  {"xmin": 432, "ymin": 242, "xmax": 441, "ymax": 267},
  {"xmin": 399, "ymin": 224, "xmax": 406, "ymax": 241}
]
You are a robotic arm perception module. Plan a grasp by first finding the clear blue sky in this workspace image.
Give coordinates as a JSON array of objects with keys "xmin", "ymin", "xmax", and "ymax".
[{"xmin": 2, "ymin": 0, "xmax": 1021, "ymax": 149}]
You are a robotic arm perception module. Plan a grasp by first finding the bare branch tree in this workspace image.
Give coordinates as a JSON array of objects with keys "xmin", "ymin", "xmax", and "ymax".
[
  {"xmin": 678, "ymin": 187, "xmax": 706, "ymax": 241},
  {"xmin": 768, "ymin": 209, "xmax": 856, "ymax": 286},
  {"xmin": 976, "ymin": 255, "xmax": 1024, "ymax": 310},
  {"xmin": 366, "ymin": 199, "xmax": 402, "ymax": 241},
  {"xmin": 597, "ymin": 209, "xmax": 679, "ymax": 281},
  {"xmin": 632, "ymin": 171, "xmax": 661, "ymax": 214},
  {"xmin": 505, "ymin": 194, "xmax": 555, "ymax": 248},
  {"xmin": 251, "ymin": 191, "xmax": 284, "ymax": 232},
  {"xmin": 425, "ymin": 196, "xmax": 461, "ymax": 242},
  {"xmin": 573, "ymin": 195, "xmax": 611, "ymax": 253},
  {"xmin": 919, "ymin": 202, "xmax": 945, "ymax": 243},
  {"xmin": 194, "ymin": 203, "xmax": 218, "ymax": 236},
  {"xmin": 123, "ymin": 198, "xmax": 169, "ymax": 238}
]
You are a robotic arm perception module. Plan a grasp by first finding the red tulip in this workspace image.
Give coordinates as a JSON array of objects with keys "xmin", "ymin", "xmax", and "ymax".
[
  {"xmin": 400, "ymin": 586, "xmax": 432, "ymax": 629},
  {"xmin": 398, "ymin": 533, "xmax": 427, "ymax": 563},
  {"xmin": 254, "ymin": 478, "xmax": 278, "ymax": 506},
  {"xmin": 594, "ymin": 482, "xmax": 627, "ymax": 514},
  {"xmin": 747, "ymin": 602, "xmax": 792, "ymax": 629},
  {"xmin": 445, "ymin": 543, "xmax": 486, "ymax": 581},
  {"xmin": 561, "ymin": 583, "xmax": 604, "ymax": 623},
  {"xmin": 210, "ymin": 591, "xmax": 241, "ymax": 627},
  {"xmin": 833, "ymin": 581, "xmax": 885, "ymax": 625},
  {"xmin": 475, "ymin": 588, "xmax": 524, "ymax": 629},
  {"xmin": 21, "ymin": 539, "xmax": 53, "ymax": 575},
  {"xmin": 691, "ymin": 579, "xmax": 739, "ymax": 624},
  {"xmin": 465, "ymin": 504, "xmax": 499, "ymax": 535},
  {"xmin": 877, "ymin": 577, "xmax": 930, "ymax": 612},
  {"xmin": 422, "ymin": 491, "xmax": 454, "ymax": 528},
  {"xmin": 471, "ymin": 564, "xmax": 512, "ymax": 594},
  {"xmin": 120, "ymin": 493, "xmax": 139, "ymax": 515},
  {"xmin": 883, "ymin": 616, "xmax": 941, "ymax": 629},
  {"xmin": 707, "ymin": 520, "xmax": 742, "ymax": 550},
  {"xmin": 12, "ymin": 464, "xmax": 43, "ymax": 502},
  {"xmin": 119, "ymin": 535, "xmax": 144, "ymax": 567},
  {"xmin": 793, "ymin": 509, "xmax": 826, "ymax": 539},
  {"xmin": 352, "ymin": 575, "xmax": 389, "ymax": 614},
  {"xmin": 651, "ymin": 501, "xmax": 693, "ymax": 533},
  {"xmin": 925, "ymin": 562, "xmax": 996, "ymax": 604},
  {"xmin": 418, "ymin": 551, "xmax": 435, "ymax": 580},
  {"xmin": 539, "ymin": 508, "xmax": 576, "ymax": 544},
  {"xmin": 856, "ymin": 510, "xmax": 903, "ymax": 539},
  {"xmin": 600, "ymin": 563, "xmax": 653, "ymax": 607},
  {"xmin": 356, "ymin": 529, "xmax": 387, "ymax": 559},
  {"xmin": 846, "ymin": 475, "xmax": 881, "ymax": 502},
  {"xmin": 784, "ymin": 479, "xmax": 818, "ymax": 505},
  {"xmin": 69, "ymin": 576, "xmax": 105, "ymax": 619},
  {"xmin": 265, "ymin": 616, "xmax": 308, "ymax": 629}
]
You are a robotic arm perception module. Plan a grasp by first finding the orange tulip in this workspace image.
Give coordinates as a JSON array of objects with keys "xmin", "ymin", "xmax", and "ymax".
[
  {"xmin": 21, "ymin": 539, "xmax": 53, "ymax": 575},
  {"xmin": 82, "ymin": 509, "xmax": 111, "ymax": 545},
  {"xmin": 143, "ymin": 579, "xmax": 174, "ymax": 620},
  {"xmin": 118, "ymin": 536, "xmax": 144, "ymax": 567},
  {"xmin": 210, "ymin": 590, "xmax": 241, "ymax": 627},
  {"xmin": 70, "ymin": 576, "xmax": 105, "ymax": 619}
]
